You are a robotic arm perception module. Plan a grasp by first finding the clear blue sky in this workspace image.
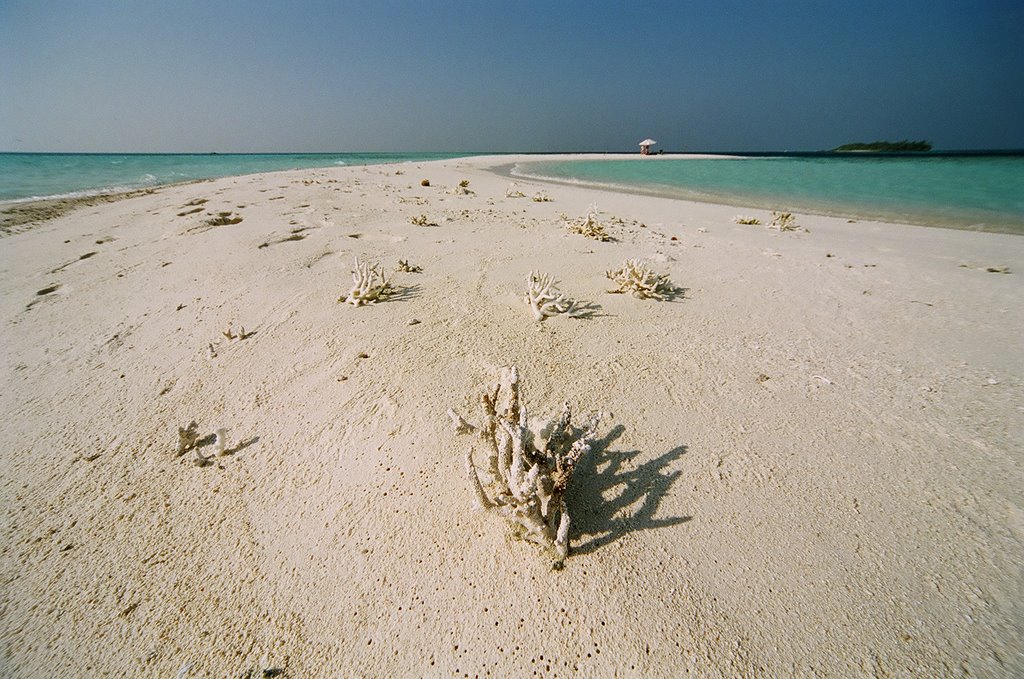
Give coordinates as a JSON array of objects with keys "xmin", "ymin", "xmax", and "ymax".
[{"xmin": 1, "ymin": 0, "xmax": 1021, "ymax": 152}]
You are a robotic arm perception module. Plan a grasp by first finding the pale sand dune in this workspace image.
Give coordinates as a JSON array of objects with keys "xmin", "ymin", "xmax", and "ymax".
[{"xmin": 1, "ymin": 155, "xmax": 1021, "ymax": 676}]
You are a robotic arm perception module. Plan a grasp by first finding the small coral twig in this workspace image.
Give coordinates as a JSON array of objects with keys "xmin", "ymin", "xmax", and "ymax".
[
  {"xmin": 532, "ymin": 191, "xmax": 552, "ymax": 202},
  {"xmin": 397, "ymin": 259, "xmax": 422, "ymax": 273},
  {"xmin": 506, "ymin": 184, "xmax": 526, "ymax": 198},
  {"xmin": 342, "ymin": 256, "xmax": 392, "ymax": 306},
  {"xmin": 733, "ymin": 215, "xmax": 762, "ymax": 225},
  {"xmin": 768, "ymin": 211, "xmax": 799, "ymax": 231},
  {"xmin": 565, "ymin": 206, "xmax": 611, "ymax": 241},
  {"xmin": 524, "ymin": 272, "xmax": 575, "ymax": 321},
  {"xmin": 450, "ymin": 180, "xmax": 474, "ymax": 195},
  {"xmin": 214, "ymin": 427, "xmax": 230, "ymax": 456},
  {"xmin": 448, "ymin": 367, "xmax": 602, "ymax": 562},
  {"xmin": 606, "ymin": 259, "xmax": 674, "ymax": 299},
  {"xmin": 221, "ymin": 325, "xmax": 252, "ymax": 342},
  {"xmin": 176, "ymin": 421, "xmax": 200, "ymax": 456},
  {"xmin": 409, "ymin": 214, "xmax": 437, "ymax": 226}
]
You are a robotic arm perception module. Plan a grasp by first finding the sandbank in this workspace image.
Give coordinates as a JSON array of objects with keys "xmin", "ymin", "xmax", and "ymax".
[{"xmin": 1, "ymin": 155, "xmax": 1021, "ymax": 676}]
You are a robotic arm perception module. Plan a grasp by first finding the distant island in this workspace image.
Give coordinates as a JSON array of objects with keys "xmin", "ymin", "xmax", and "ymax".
[{"xmin": 833, "ymin": 140, "xmax": 932, "ymax": 152}]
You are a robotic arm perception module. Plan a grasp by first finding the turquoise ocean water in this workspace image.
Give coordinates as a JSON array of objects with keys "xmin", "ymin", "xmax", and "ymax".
[
  {"xmin": 0, "ymin": 152, "xmax": 475, "ymax": 203},
  {"xmin": 513, "ymin": 153, "xmax": 1024, "ymax": 233},
  {"xmin": 3, "ymin": 152, "xmax": 1022, "ymax": 234}
]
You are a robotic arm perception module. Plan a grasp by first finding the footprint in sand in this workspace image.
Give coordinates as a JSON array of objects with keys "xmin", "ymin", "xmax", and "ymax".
[
  {"xmin": 49, "ymin": 251, "xmax": 98, "ymax": 274},
  {"xmin": 176, "ymin": 198, "xmax": 209, "ymax": 216},
  {"xmin": 26, "ymin": 284, "xmax": 62, "ymax": 310},
  {"xmin": 204, "ymin": 212, "xmax": 243, "ymax": 226},
  {"xmin": 258, "ymin": 226, "xmax": 316, "ymax": 249}
]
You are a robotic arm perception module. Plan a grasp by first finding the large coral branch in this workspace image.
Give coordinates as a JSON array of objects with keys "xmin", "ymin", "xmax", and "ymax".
[
  {"xmin": 524, "ymin": 271, "xmax": 575, "ymax": 321},
  {"xmin": 564, "ymin": 206, "xmax": 611, "ymax": 241},
  {"xmin": 768, "ymin": 211, "xmax": 799, "ymax": 231},
  {"xmin": 606, "ymin": 258, "xmax": 674, "ymax": 299},
  {"xmin": 449, "ymin": 367, "xmax": 602, "ymax": 563},
  {"xmin": 342, "ymin": 256, "xmax": 392, "ymax": 306}
]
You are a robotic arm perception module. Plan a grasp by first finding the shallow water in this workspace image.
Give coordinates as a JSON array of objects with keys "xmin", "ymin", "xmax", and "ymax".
[
  {"xmin": 0, "ymin": 152, "xmax": 477, "ymax": 202},
  {"xmin": 513, "ymin": 154, "xmax": 1024, "ymax": 233}
]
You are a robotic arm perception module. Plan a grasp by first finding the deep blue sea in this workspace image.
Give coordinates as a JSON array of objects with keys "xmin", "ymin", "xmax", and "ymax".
[
  {"xmin": 0, "ymin": 152, "xmax": 475, "ymax": 203},
  {"xmin": 513, "ymin": 153, "xmax": 1024, "ymax": 233}
]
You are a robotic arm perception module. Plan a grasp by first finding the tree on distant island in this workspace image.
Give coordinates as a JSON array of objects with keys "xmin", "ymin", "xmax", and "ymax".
[{"xmin": 833, "ymin": 140, "xmax": 932, "ymax": 152}]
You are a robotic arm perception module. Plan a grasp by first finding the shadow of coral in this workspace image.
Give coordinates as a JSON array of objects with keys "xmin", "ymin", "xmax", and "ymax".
[
  {"xmin": 567, "ymin": 424, "xmax": 690, "ymax": 556},
  {"xmin": 195, "ymin": 434, "xmax": 260, "ymax": 455},
  {"xmin": 662, "ymin": 284, "xmax": 689, "ymax": 302},
  {"xmin": 386, "ymin": 283, "xmax": 421, "ymax": 303},
  {"xmin": 567, "ymin": 300, "xmax": 607, "ymax": 320}
]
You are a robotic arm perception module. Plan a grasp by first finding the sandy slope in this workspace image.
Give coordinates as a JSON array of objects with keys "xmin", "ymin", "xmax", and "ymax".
[{"xmin": 1, "ymin": 155, "xmax": 1021, "ymax": 677}]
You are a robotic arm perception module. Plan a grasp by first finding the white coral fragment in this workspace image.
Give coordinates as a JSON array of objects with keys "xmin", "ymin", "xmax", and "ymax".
[
  {"xmin": 565, "ymin": 206, "xmax": 611, "ymax": 241},
  {"xmin": 449, "ymin": 180, "xmax": 474, "ymax": 195},
  {"xmin": 606, "ymin": 258, "xmax": 674, "ymax": 299},
  {"xmin": 768, "ymin": 211, "xmax": 799, "ymax": 231},
  {"xmin": 531, "ymin": 191, "xmax": 552, "ymax": 202},
  {"xmin": 214, "ymin": 427, "xmax": 229, "ymax": 456},
  {"xmin": 342, "ymin": 256, "xmax": 392, "ymax": 306},
  {"xmin": 449, "ymin": 367, "xmax": 602, "ymax": 562},
  {"xmin": 505, "ymin": 184, "xmax": 526, "ymax": 198},
  {"xmin": 524, "ymin": 271, "xmax": 574, "ymax": 321},
  {"xmin": 409, "ymin": 214, "xmax": 437, "ymax": 226}
]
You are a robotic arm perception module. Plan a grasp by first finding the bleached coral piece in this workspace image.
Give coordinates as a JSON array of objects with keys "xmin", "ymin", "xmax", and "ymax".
[
  {"xmin": 606, "ymin": 258, "xmax": 674, "ymax": 299},
  {"xmin": 531, "ymin": 191, "xmax": 552, "ymax": 202},
  {"xmin": 733, "ymin": 215, "xmax": 762, "ymax": 225},
  {"xmin": 222, "ymin": 325, "xmax": 252, "ymax": 342},
  {"xmin": 176, "ymin": 421, "xmax": 200, "ymax": 456},
  {"xmin": 448, "ymin": 367, "xmax": 602, "ymax": 563},
  {"xmin": 449, "ymin": 179, "xmax": 474, "ymax": 195},
  {"xmin": 565, "ymin": 207, "xmax": 611, "ymax": 241},
  {"xmin": 524, "ymin": 271, "xmax": 574, "ymax": 321},
  {"xmin": 505, "ymin": 184, "xmax": 526, "ymax": 198},
  {"xmin": 768, "ymin": 211, "xmax": 799, "ymax": 231},
  {"xmin": 409, "ymin": 214, "xmax": 437, "ymax": 226},
  {"xmin": 342, "ymin": 256, "xmax": 392, "ymax": 306},
  {"xmin": 214, "ymin": 428, "xmax": 229, "ymax": 456}
]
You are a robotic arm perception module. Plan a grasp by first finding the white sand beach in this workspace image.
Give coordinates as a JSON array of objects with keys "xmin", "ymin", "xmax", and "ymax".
[{"xmin": 1, "ymin": 155, "xmax": 1022, "ymax": 677}]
